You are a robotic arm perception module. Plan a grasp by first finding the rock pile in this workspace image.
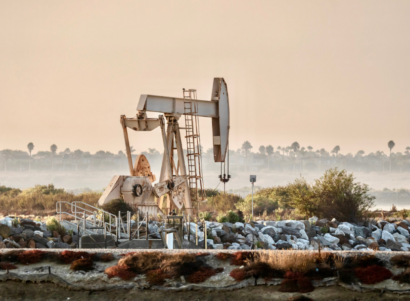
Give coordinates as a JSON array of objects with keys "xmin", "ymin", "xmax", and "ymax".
[
  {"xmin": 184, "ymin": 217, "xmax": 410, "ymax": 251},
  {"xmin": 0, "ymin": 217, "xmax": 78, "ymax": 249}
]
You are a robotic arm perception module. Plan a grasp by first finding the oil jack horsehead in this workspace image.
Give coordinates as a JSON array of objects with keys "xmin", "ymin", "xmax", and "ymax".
[{"xmin": 98, "ymin": 78, "xmax": 230, "ymax": 217}]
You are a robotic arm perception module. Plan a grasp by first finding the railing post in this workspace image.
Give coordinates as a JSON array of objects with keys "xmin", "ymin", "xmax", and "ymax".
[
  {"xmin": 118, "ymin": 211, "xmax": 121, "ymax": 243},
  {"xmin": 137, "ymin": 211, "xmax": 140, "ymax": 239},
  {"xmin": 204, "ymin": 221, "xmax": 207, "ymax": 250},
  {"xmin": 146, "ymin": 212, "xmax": 149, "ymax": 241},
  {"xmin": 195, "ymin": 221, "xmax": 198, "ymax": 246},
  {"xmin": 83, "ymin": 212, "xmax": 86, "ymax": 236},
  {"xmin": 188, "ymin": 215, "xmax": 190, "ymax": 242},
  {"xmin": 103, "ymin": 219, "xmax": 107, "ymax": 249},
  {"xmin": 127, "ymin": 211, "xmax": 131, "ymax": 241}
]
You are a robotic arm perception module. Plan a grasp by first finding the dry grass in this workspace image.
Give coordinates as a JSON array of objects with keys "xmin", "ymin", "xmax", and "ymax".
[
  {"xmin": 0, "ymin": 185, "xmax": 100, "ymax": 215},
  {"xmin": 252, "ymin": 251, "xmax": 343, "ymax": 274},
  {"xmin": 17, "ymin": 250, "xmax": 45, "ymax": 265},
  {"xmin": 355, "ymin": 265, "xmax": 392, "ymax": 284}
]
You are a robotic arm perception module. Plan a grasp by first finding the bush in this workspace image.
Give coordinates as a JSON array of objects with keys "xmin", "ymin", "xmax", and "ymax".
[
  {"xmin": 230, "ymin": 268, "xmax": 247, "ymax": 281},
  {"xmin": 17, "ymin": 250, "xmax": 45, "ymax": 265},
  {"xmin": 391, "ymin": 255, "xmax": 410, "ymax": 268},
  {"xmin": 289, "ymin": 168, "xmax": 375, "ymax": 223},
  {"xmin": 235, "ymin": 195, "xmax": 278, "ymax": 216},
  {"xmin": 0, "ymin": 262, "xmax": 18, "ymax": 270},
  {"xmin": 46, "ymin": 217, "xmax": 66, "ymax": 237},
  {"xmin": 216, "ymin": 214, "xmax": 228, "ymax": 223},
  {"xmin": 199, "ymin": 211, "xmax": 212, "ymax": 221},
  {"xmin": 208, "ymin": 193, "xmax": 243, "ymax": 213},
  {"xmin": 227, "ymin": 210, "xmax": 240, "ymax": 223},
  {"xmin": 102, "ymin": 198, "xmax": 134, "ymax": 216},
  {"xmin": 105, "ymin": 265, "xmax": 137, "ymax": 280}
]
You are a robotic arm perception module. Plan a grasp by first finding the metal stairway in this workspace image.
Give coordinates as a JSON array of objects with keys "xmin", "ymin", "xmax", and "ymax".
[{"xmin": 183, "ymin": 89, "xmax": 205, "ymax": 212}]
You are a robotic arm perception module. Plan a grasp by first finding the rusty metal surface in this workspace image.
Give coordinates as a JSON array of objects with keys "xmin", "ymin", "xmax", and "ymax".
[{"xmin": 133, "ymin": 154, "xmax": 156, "ymax": 182}]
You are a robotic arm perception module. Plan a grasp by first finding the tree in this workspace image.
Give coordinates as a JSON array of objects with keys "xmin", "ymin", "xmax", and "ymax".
[
  {"xmin": 259, "ymin": 145, "xmax": 266, "ymax": 156},
  {"xmin": 27, "ymin": 142, "xmax": 34, "ymax": 157},
  {"xmin": 241, "ymin": 141, "xmax": 253, "ymax": 171},
  {"xmin": 291, "ymin": 142, "xmax": 300, "ymax": 153},
  {"xmin": 266, "ymin": 145, "xmax": 274, "ymax": 170},
  {"xmin": 331, "ymin": 146, "xmax": 340, "ymax": 156},
  {"xmin": 64, "ymin": 148, "xmax": 71, "ymax": 154},
  {"xmin": 289, "ymin": 168, "xmax": 375, "ymax": 223},
  {"xmin": 307, "ymin": 146, "xmax": 313, "ymax": 152},
  {"xmin": 50, "ymin": 144, "xmax": 57, "ymax": 171},
  {"xmin": 388, "ymin": 140, "xmax": 395, "ymax": 171},
  {"xmin": 355, "ymin": 150, "xmax": 365, "ymax": 157}
]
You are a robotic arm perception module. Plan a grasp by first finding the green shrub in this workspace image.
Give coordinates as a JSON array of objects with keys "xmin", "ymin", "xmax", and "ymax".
[
  {"xmin": 199, "ymin": 211, "xmax": 212, "ymax": 221},
  {"xmin": 46, "ymin": 217, "xmax": 66, "ymax": 237},
  {"xmin": 320, "ymin": 226, "xmax": 329, "ymax": 234},
  {"xmin": 288, "ymin": 168, "xmax": 375, "ymax": 223},
  {"xmin": 216, "ymin": 214, "xmax": 228, "ymax": 223},
  {"xmin": 102, "ymin": 198, "xmax": 134, "ymax": 216},
  {"xmin": 227, "ymin": 210, "xmax": 239, "ymax": 223},
  {"xmin": 208, "ymin": 193, "xmax": 243, "ymax": 213},
  {"xmin": 235, "ymin": 195, "xmax": 278, "ymax": 216}
]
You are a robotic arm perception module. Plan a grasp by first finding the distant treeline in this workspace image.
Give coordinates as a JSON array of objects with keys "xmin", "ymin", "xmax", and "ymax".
[{"xmin": 1, "ymin": 139, "xmax": 409, "ymax": 172}]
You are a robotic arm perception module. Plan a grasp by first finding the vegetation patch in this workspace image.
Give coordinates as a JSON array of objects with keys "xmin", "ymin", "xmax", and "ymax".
[
  {"xmin": 231, "ymin": 251, "xmax": 254, "ymax": 266},
  {"xmin": 186, "ymin": 267, "xmax": 223, "ymax": 283},
  {"xmin": 17, "ymin": 250, "xmax": 45, "ymax": 265},
  {"xmin": 354, "ymin": 265, "xmax": 392, "ymax": 284},
  {"xmin": 59, "ymin": 251, "xmax": 95, "ymax": 264},
  {"xmin": 105, "ymin": 265, "xmax": 137, "ymax": 281},
  {"xmin": 146, "ymin": 269, "xmax": 170, "ymax": 285},
  {"xmin": 338, "ymin": 269, "xmax": 357, "ymax": 284},
  {"xmin": 230, "ymin": 268, "xmax": 247, "ymax": 282},
  {"xmin": 96, "ymin": 253, "xmax": 115, "ymax": 262},
  {"xmin": 391, "ymin": 255, "xmax": 410, "ymax": 268},
  {"xmin": 0, "ymin": 262, "xmax": 18, "ymax": 270},
  {"xmin": 70, "ymin": 258, "xmax": 93, "ymax": 271},
  {"xmin": 216, "ymin": 252, "xmax": 232, "ymax": 261}
]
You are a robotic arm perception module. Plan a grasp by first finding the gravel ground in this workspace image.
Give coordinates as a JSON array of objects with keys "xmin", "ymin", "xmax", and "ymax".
[{"xmin": 0, "ymin": 281, "xmax": 409, "ymax": 301}]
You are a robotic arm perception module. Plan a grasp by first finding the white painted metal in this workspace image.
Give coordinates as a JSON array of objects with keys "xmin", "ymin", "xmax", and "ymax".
[
  {"xmin": 166, "ymin": 233, "xmax": 174, "ymax": 249},
  {"xmin": 137, "ymin": 95, "xmax": 218, "ymax": 118}
]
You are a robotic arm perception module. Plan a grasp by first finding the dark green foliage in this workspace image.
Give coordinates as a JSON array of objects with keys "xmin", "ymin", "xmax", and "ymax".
[
  {"xmin": 227, "ymin": 210, "xmax": 240, "ymax": 223},
  {"xmin": 102, "ymin": 198, "xmax": 134, "ymax": 216},
  {"xmin": 288, "ymin": 168, "xmax": 375, "ymax": 223}
]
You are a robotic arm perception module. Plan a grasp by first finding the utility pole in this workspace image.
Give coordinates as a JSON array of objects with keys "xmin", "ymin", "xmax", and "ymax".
[{"xmin": 250, "ymin": 175, "xmax": 256, "ymax": 219}]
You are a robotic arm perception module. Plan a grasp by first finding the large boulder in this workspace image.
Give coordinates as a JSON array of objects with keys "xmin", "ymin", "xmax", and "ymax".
[
  {"xmin": 354, "ymin": 226, "xmax": 372, "ymax": 238},
  {"xmin": 220, "ymin": 233, "xmax": 236, "ymax": 243},
  {"xmin": 261, "ymin": 227, "xmax": 276, "ymax": 237},
  {"xmin": 372, "ymin": 229, "xmax": 382, "ymax": 241},
  {"xmin": 315, "ymin": 219, "xmax": 328, "ymax": 227},
  {"xmin": 382, "ymin": 230, "xmax": 395, "ymax": 242},
  {"xmin": 316, "ymin": 235, "xmax": 332, "ymax": 246},
  {"xmin": 32, "ymin": 235, "xmax": 49, "ymax": 246},
  {"xmin": 306, "ymin": 228, "xmax": 317, "ymax": 239},
  {"xmin": 284, "ymin": 220, "xmax": 305, "ymax": 230},
  {"xmin": 397, "ymin": 226, "xmax": 409, "ymax": 237},
  {"xmin": 22, "ymin": 229, "xmax": 34, "ymax": 239},
  {"xmin": 393, "ymin": 233, "xmax": 407, "ymax": 244},
  {"xmin": 276, "ymin": 241, "xmax": 292, "ymax": 250},
  {"xmin": 0, "ymin": 225, "xmax": 10, "ymax": 239},
  {"xmin": 324, "ymin": 233, "xmax": 340, "ymax": 245},
  {"xmin": 397, "ymin": 222, "xmax": 409, "ymax": 231},
  {"xmin": 386, "ymin": 239, "xmax": 402, "ymax": 251},
  {"xmin": 299, "ymin": 229, "xmax": 309, "ymax": 240},
  {"xmin": 383, "ymin": 223, "xmax": 396, "ymax": 233},
  {"xmin": 280, "ymin": 226, "xmax": 301, "ymax": 238}
]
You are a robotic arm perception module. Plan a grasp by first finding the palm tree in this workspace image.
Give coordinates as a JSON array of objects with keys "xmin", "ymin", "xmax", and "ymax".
[
  {"xmin": 259, "ymin": 145, "xmax": 266, "ymax": 155},
  {"xmin": 241, "ymin": 141, "xmax": 253, "ymax": 171},
  {"xmin": 27, "ymin": 142, "xmax": 34, "ymax": 157},
  {"xmin": 291, "ymin": 142, "xmax": 300, "ymax": 153},
  {"xmin": 50, "ymin": 144, "xmax": 57, "ymax": 171},
  {"xmin": 331, "ymin": 145, "xmax": 340, "ymax": 156},
  {"xmin": 266, "ymin": 145, "xmax": 274, "ymax": 170},
  {"xmin": 388, "ymin": 140, "xmax": 395, "ymax": 171}
]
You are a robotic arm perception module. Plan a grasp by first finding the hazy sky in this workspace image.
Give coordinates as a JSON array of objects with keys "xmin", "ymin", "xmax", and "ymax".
[{"xmin": 1, "ymin": 1, "xmax": 409, "ymax": 156}]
